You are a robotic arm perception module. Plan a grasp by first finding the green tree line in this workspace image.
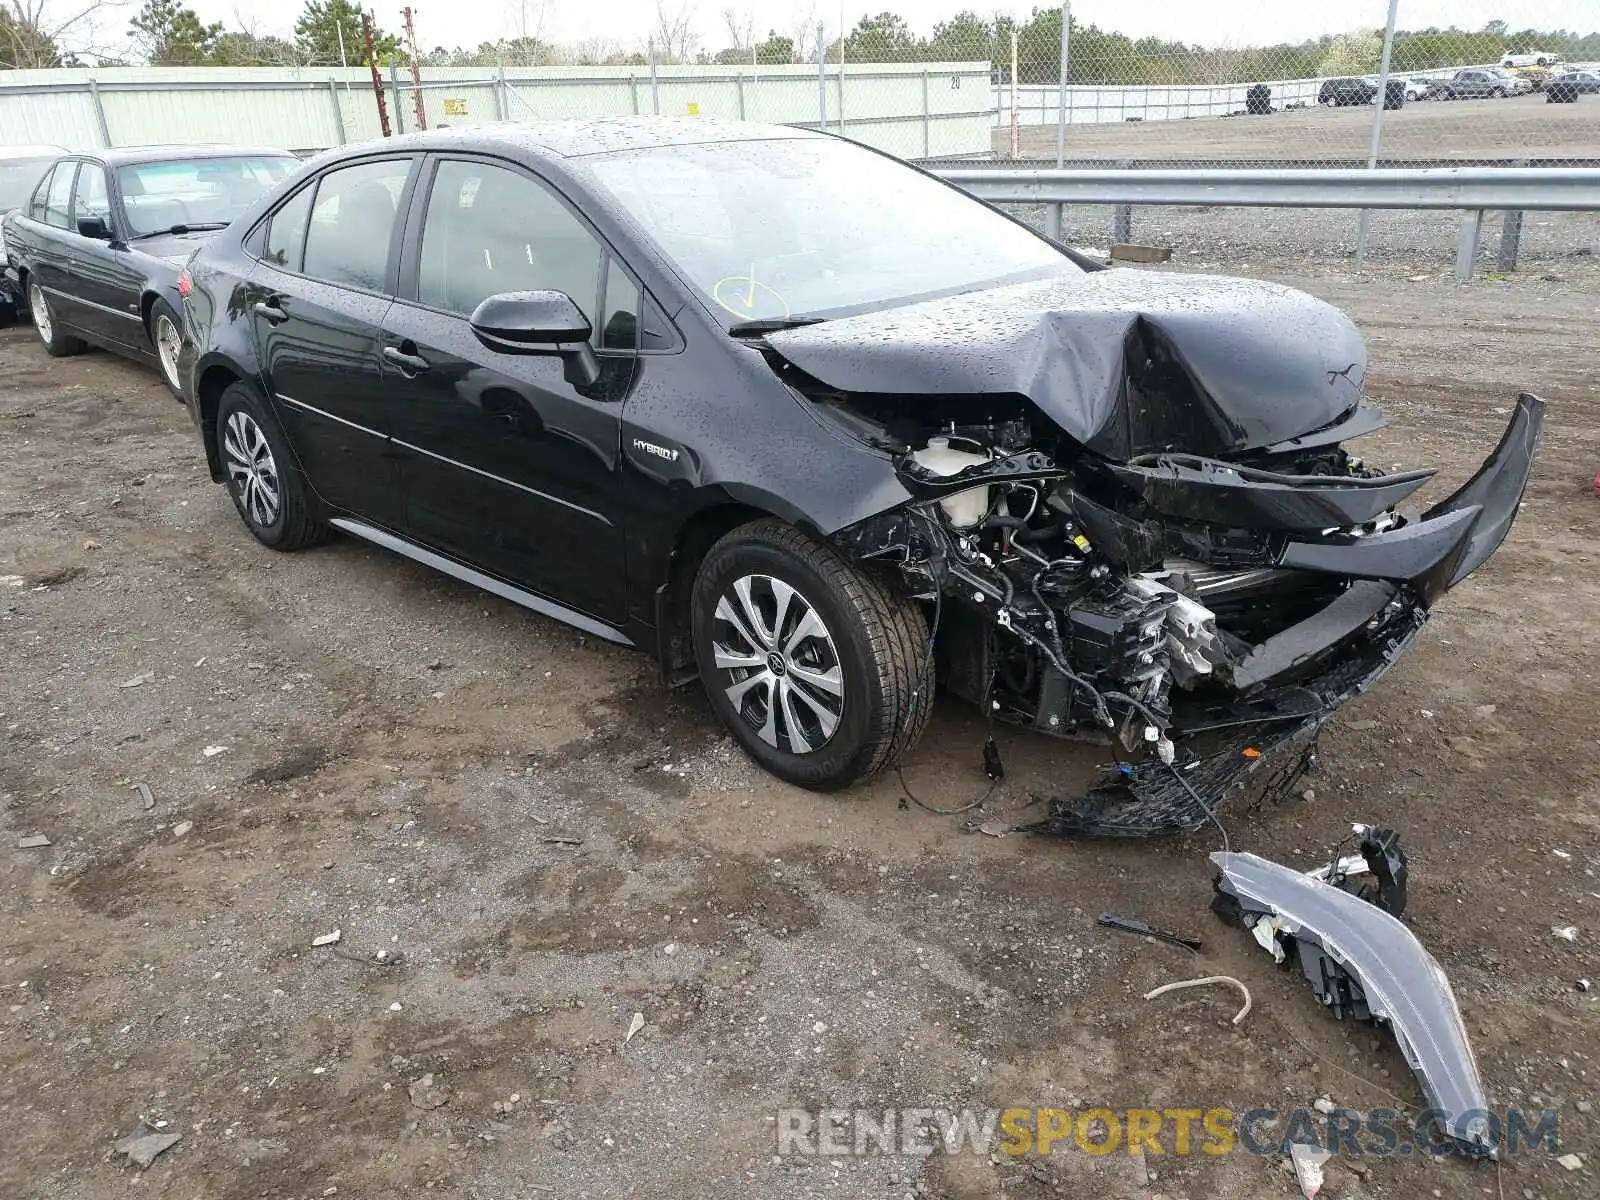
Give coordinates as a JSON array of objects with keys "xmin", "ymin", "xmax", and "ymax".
[
  {"xmin": 5, "ymin": 2, "xmax": 1598, "ymax": 77},
  {"xmin": 816, "ymin": 10, "xmax": 1599, "ymax": 84}
]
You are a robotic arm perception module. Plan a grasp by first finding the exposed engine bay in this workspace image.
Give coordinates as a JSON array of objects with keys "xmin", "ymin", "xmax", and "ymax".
[{"xmin": 808, "ymin": 382, "xmax": 1545, "ymax": 837}]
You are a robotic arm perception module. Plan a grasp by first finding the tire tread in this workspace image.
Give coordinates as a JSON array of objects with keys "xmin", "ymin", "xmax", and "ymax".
[{"xmin": 702, "ymin": 518, "xmax": 931, "ymax": 787}]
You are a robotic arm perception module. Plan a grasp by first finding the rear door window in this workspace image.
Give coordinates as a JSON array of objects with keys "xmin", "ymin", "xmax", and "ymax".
[
  {"xmin": 262, "ymin": 183, "xmax": 315, "ymax": 271},
  {"xmin": 301, "ymin": 158, "xmax": 414, "ymax": 292},
  {"xmin": 28, "ymin": 165, "xmax": 56, "ymax": 220},
  {"xmin": 43, "ymin": 163, "xmax": 76, "ymax": 230},
  {"xmin": 72, "ymin": 163, "xmax": 111, "ymax": 228}
]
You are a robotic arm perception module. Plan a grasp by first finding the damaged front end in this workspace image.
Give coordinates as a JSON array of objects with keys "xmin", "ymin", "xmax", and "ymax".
[
  {"xmin": 1212, "ymin": 834, "xmax": 1496, "ymax": 1158},
  {"xmin": 785, "ymin": 296, "xmax": 1544, "ymax": 835}
]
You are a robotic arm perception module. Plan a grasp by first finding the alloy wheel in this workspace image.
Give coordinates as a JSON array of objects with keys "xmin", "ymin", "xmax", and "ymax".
[
  {"xmin": 222, "ymin": 410, "xmax": 281, "ymax": 528},
  {"xmin": 711, "ymin": 573, "xmax": 844, "ymax": 755},
  {"xmin": 29, "ymin": 283, "xmax": 52, "ymax": 345},
  {"xmin": 155, "ymin": 314, "xmax": 182, "ymax": 391}
]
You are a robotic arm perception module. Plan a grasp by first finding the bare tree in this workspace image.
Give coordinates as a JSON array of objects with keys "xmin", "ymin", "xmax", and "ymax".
[
  {"xmin": 652, "ymin": 0, "xmax": 696, "ymax": 64},
  {"xmin": 508, "ymin": 0, "xmax": 545, "ymax": 45},
  {"xmin": 3, "ymin": 0, "xmax": 129, "ymax": 68},
  {"xmin": 721, "ymin": 5, "xmax": 753, "ymax": 57},
  {"xmin": 569, "ymin": 35, "xmax": 621, "ymax": 66},
  {"xmin": 787, "ymin": 2, "xmax": 818, "ymax": 64}
]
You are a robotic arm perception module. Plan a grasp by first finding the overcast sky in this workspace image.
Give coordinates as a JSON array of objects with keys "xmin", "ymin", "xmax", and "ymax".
[{"xmin": 158, "ymin": 0, "xmax": 1597, "ymax": 57}]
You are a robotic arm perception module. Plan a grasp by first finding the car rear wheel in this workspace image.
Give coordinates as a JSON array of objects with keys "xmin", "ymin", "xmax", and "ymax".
[
  {"xmin": 28, "ymin": 281, "xmax": 86, "ymax": 358},
  {"xmin": 692, "ymin": 518, "xmax": 931, "ymax": 791},
  {"xmin": 216, "ymin": 382, "xmax": 327, "ymax": 551},
  {"xmin": 150, "ymin": 299, "xmax": 185, "ymax": 400}
]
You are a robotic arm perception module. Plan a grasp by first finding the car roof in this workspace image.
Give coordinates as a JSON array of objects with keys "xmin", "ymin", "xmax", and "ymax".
[
  {"xmin": 0, "ymin": 144, "xmax": 67, "ymax": 161},
  {"xmin": 84, "ymin": 145, "xmax": 297, "ymax": 168},
  {"xmin": 334, "ymin": 117, "xmax": 824, "ymax": 163}
]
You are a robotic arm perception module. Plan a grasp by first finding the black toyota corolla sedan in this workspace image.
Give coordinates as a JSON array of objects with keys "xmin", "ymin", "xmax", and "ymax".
[
  {"xmin": 2, "ymin": 145, "xmax": 298, "ymax": 396},
  {"xmin": 179, "ymin": 118, "xmax": 1543, "ymax": 835}
]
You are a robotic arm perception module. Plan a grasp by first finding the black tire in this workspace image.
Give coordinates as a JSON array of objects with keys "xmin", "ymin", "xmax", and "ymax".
[
  {"xmin": 27, "ymin": 279, "xmax": 86, "ymax": 358},
  {"xmin": 215, "ymin": 382, "xmax": 327, "ymax": 551},
  {"xmin": 691, "ymin": 518, "xmax": 931, "ymax": 791},
  {"xmin": 148, "ymin": 297, "xmax": 186, "ymax": 401}
]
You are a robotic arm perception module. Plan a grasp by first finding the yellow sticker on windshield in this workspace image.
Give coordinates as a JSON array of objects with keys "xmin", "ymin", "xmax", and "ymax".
[{"xmin": 712, "ymin": 276, "xmax": 790, "ymax": 320}]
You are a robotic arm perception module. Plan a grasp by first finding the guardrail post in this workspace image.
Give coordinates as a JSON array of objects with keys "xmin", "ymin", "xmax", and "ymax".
[
  {"xmin": 1496, "ymin": 157, "xmax": 1529, "ymax": 275},
  {"xmin": 629, "ymin": 75, "xmax": 640, "ymax": 115},
  {"xmin": 1455, "ymin": 210, "xmax": 1484, "ymax": 282},
  {"xmin": 85, "ymin": 78, "xmax": 112, "ymax": 147},
  {"xmin": 1497, "ymin": 208, "xmax": 1524, "ymax": 275},
  {"xmin": 736, "ymin": 72, "xmax": 746, "ymax": 120},
  {"xmin": 327, "ymin": 78, "xmax": 346, "ymax": 144},
  {"xmin": 1112, "ymin": 158, "xmax": 1133, "ymax": 244}
]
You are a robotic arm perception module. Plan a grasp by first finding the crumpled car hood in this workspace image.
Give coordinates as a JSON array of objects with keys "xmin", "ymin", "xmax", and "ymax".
[{"xmin": 765, "ymin": 269, "xmax": 1369, "ymax": 460}]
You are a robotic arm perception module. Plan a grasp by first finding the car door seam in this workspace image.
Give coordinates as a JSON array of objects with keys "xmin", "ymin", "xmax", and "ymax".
[
  {"xmin": 276, "ymin": 393, "xmax": 385, "ymax": 439},
  {"xmin": 42, "ymin": 284, "xmax": 142, "ymax": 321},
  {"xmin": 389, "ymin": 437, "xmax": 613, "ymax": 526}
]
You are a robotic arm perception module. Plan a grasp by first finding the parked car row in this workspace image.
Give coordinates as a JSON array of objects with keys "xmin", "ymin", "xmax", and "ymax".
[
  {"xmin": 2, "ymin": 145, "xmax": 301, "ymax": 393},
  {"xmin": 0, "ymin": 145, "xmax": 68, "ymax": 320},
  {"xmin": 0, "ymin": 121, "xmax": 1545, "ymax": 818},
  {"xmin": 1315, "ymin": 68, "xmax": 1548, "ymax": 107}
]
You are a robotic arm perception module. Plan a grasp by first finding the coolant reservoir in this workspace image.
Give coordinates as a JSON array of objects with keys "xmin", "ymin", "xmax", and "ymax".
[{"xmin": 911, "ymin": 436, "xmax": 991, "ymax": 528}]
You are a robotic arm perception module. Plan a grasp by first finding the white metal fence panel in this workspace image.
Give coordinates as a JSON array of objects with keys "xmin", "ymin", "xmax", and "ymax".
[{"xmin": 0, "ymin": 63, "xmax": 996, "ymax": 159}]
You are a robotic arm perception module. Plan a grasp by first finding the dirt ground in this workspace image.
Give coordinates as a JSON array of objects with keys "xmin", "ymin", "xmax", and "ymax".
[
  {"xmin": 3, "ymin": 259, "xmax": 1599, "ymax": 1200},
  {"xmin": 1007, "ymin": 91, "xmax": 1600, "ymax": 162}
]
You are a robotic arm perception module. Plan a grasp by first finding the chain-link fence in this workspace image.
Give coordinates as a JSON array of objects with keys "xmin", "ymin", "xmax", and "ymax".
[
  {"xmin": 3, "ymin": 3, "xmax": 1596, "ymax": 267},
  {"xmin": 462, "ymin": 4, "xmax": 1600, "ymax": 169}
]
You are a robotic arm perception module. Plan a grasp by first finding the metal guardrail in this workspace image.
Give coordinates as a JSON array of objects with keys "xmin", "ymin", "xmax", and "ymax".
[{"xmin": 936, "ymin": 165, "xmax": 1600, "ymax": 280}]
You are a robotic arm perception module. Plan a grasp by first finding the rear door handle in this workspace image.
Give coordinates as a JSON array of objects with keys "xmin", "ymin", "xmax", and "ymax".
[
  {"xmin": 252, "ymin": 300, "xmax": 289, "ymax": 324},
  {"xmin": 382, "ymin": 345, "xmax": 430, "ymax": 376}
]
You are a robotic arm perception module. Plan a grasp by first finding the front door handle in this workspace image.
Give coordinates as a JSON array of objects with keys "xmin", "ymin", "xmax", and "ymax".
[
  {"xmin": 252, "ymin": 299, "xmax": 289, "ymax": 325},
  {"xmin": 382, "ymin": 345, "xmax": 431, "ymax": 376}
]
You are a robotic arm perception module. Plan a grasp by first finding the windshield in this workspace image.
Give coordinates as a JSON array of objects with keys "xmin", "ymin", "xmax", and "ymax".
[
  {"xmin": 117, "ymin": 155, "xmax": 299, "ymax": 237},
  {"xmin": 0, "ymin": 158, "xmax": 55, "ymax": 212},
  {"xmin": 585, "ymin": 137, "xmax": 1075, "ymax": 325}
]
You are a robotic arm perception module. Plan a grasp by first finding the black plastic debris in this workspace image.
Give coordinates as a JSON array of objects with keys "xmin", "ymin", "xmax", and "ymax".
[{"xmin": 1097, "ymin": 912, "xmax": 1203, "ymax": 952}]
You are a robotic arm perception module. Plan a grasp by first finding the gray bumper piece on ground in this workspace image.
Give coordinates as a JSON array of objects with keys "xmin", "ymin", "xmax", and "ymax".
[{"xmin": 1211, "ymin": 850, "xmax": 1496, "ymax": 1158}]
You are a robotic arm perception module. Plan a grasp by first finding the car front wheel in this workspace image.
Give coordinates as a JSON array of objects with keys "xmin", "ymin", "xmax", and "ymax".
[
  {"xmin": 692, "ymin": 518, "xmax": 931, "ymax": 791},
  {"xmin": 215, "ymin": 382, "xmax": 327, "ymax": 551},
  {"xmin": 28, "ymin": 281, "xmax": 86, "ymax": 358}
]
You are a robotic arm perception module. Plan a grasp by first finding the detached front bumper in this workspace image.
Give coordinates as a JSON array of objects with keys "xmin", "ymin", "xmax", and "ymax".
[{"xmin": 1028, "ymin": 396, "xmax": 1544, "ymax": 838}]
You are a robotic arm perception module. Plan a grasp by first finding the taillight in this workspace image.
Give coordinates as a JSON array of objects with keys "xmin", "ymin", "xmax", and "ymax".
[{"xmin": 176, "ymin": 268, "xmax": 193, "ymax": 298}]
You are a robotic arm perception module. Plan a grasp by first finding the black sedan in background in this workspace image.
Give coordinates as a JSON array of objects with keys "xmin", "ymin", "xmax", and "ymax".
[
  {"xmin": 1317, "ymin": 76, "xmax": 1376, "ymax": 106},
  {"xmin": 2, "ymin": 145, "xmax": 299, "ymax": 396},
  {"xmin": 0, "ymin": 144, "xmax": 66, "ymax": 322},
  {"xmin": 177, "ymin": 119, "xmax": 1539, "ymax": 834},
  {"xmin": 1547, "ymin": 70, "xmax": 1599, "ymax": 101}
]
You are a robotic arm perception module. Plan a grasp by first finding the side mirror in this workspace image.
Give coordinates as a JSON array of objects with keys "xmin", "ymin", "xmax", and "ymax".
[
  {"xmin": 76, "ymin": 216, "xmax": 112, "ymax": 240},
  {"xmin": 469, "ymin": 290, "xmax": 599, "ymax": 388}
]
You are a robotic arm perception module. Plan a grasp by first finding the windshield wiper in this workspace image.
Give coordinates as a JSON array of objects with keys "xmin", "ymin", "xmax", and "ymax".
[
  {"xmin": 727, "ymin": 316, "xmax": 825, "ymax": 337},
  {"xmin": 132, "ymin": 222, "xmax": 229, "ymax": 239}
]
